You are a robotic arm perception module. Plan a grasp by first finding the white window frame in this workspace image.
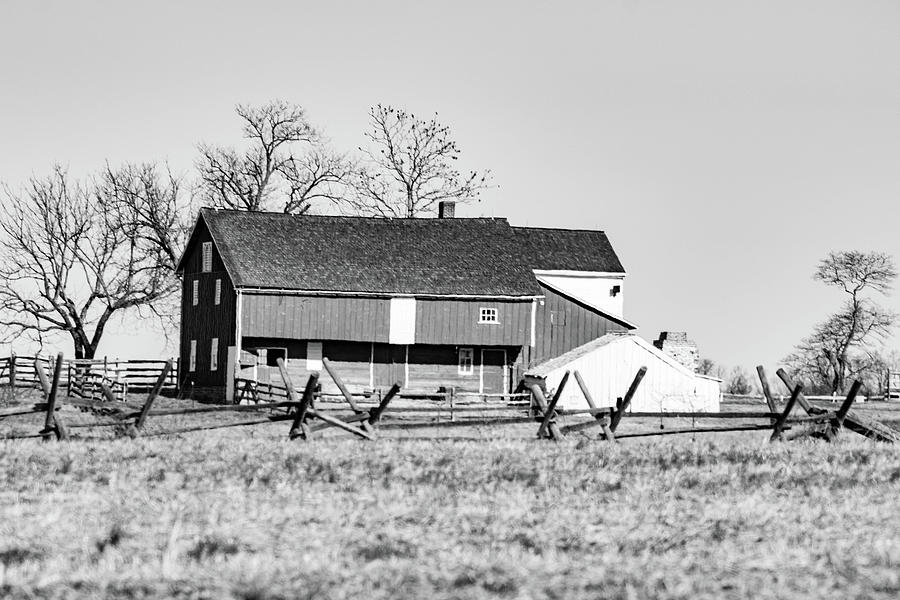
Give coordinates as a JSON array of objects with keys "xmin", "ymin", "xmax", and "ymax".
[
  {"xmin": 192, "ymin": 280, "xmax": 199, "ymax": 306},
  {"xmin": 201, "ymin": 242, "xmax": 213, "ymax": 273},
  {"xmin": 458, "ymin": 347, "xmax": 474, "ymax": 376},
  {"xmin": 479, "ymin": 307, "xmax": 499, "ymax": 324},
  {"xmin": 214, "ymin": 278, "xmax": 222, "ymax": 305},
  {"xmin": 210, "ymin": 338, "xmax": 218, "ymax": 371},
  {"xmin": 189, "ymin": 340, "xmax": 197, "ymax": 372}
]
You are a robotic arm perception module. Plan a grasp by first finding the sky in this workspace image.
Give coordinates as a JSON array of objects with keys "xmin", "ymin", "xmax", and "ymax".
[{"xmin": 1, "ymin": 0, "xmax": 899, "ymax": 375}]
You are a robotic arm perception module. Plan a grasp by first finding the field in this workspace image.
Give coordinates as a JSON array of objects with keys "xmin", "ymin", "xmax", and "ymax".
[{"xmin": 2, "ymin": 394, "xmax": 900, "ymax": 599}]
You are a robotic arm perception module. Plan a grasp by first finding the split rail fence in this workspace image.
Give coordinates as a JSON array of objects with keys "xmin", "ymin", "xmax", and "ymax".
[
  {"xmin": 2, "ymin": 352, "xmax": 898, "ymax": 445},
  {"xmin": 0, "ymin": 354, "xmax": 178, "ymax": 401}
]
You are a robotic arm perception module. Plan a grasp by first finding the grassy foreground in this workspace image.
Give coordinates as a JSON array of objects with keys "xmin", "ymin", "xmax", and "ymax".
[{"xmin": 1, "ymin": 431, "xmax": 899, "ymax": 600}]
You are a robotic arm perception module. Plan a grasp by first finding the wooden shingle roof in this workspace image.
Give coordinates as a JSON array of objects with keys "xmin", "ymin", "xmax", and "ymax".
[
  {"xmin": 512, "ymin": 226, "xmax": 625, "ymax": 273},
  {"xmin": 178, "ymin": 209, "xmax": 627, "ymax": 297},
  {"xmin": 190, "ymin": 209, "xmax": 541, "ymax": 297}
]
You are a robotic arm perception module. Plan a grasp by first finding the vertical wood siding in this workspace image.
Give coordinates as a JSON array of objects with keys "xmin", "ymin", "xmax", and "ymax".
[
  {"xmin": 242, "ymin": 294, "xmax": 391, "ymax": 342},
  {"xmin": 179, "ymin": 221, "xmax": 236, "ymax": 392},
  {"xmin": 415, "ymin": 299, "xmax": 531, "ymax": 346},
  {"xmin": 532, "ymin": 283, "xmax": 628, "ymax": 367}
]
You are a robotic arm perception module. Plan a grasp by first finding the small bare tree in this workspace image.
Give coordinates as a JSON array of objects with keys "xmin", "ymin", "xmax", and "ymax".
[
  {"xmin": 197, "ymin": 100, "xmax": 350, "ymax": 213},
  {"xmin": 785, "ymin": 251, "xmax": 896, "ymax": 394},
  {"xmin": 345, "ymin": 104, "xmax": 492, "ymax": 218},
  {"xmin": 0, "ymin": 165, "xmax": 190, "ymax": 358}
]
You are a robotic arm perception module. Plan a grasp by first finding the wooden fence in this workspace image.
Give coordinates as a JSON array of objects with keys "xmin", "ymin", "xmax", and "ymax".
[
  {"xmin": 0, "ymin": 354, "xmax": 178, "ymax": 397},
  {"xmin": 2, "ymin": 353, "xmax": 898, "ymax": 445}
]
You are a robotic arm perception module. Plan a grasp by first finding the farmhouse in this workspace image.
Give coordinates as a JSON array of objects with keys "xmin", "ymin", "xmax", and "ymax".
[{"xmin": 175, "ymin": 204, "xmax": 635, "ymax": 401}]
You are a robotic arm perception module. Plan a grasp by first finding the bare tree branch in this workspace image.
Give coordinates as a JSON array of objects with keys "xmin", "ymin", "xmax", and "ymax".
[
  {"xmin": 341, "ymin": 104, "xmax": 493, "ymax": 218},
  {"xmin": 0, "ymin": 164, "xmax": 191, "ymax": 358}
]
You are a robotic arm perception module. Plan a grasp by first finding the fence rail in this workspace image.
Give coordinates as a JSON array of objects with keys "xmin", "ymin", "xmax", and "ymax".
[{"xmin": 0, "ymin": 354, "xmax": 177, "ymax": 398}]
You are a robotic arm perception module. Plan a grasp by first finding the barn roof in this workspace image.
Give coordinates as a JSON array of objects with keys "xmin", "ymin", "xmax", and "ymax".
[
  {"xmin": 183, "ymin": 209, "xmax": 542, "ymax": 296},
  {"xmin": 512, "ymin": 227, "xmax": 625, "ymax": 273},
  {"xmin": 177, "ymin": 209, "xmax": 629, "ymax": 298}
]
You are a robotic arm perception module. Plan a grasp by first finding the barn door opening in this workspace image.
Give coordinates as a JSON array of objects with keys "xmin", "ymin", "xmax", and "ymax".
[
  {"xmin": 480, "ymin": 349, "xmax": 508, "ymax": 395},
  {"xmin": 373, "ymin": 344, "xmax": 407, "ymax": 389}
]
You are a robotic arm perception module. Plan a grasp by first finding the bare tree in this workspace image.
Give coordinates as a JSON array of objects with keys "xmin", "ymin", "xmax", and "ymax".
[
  {"xmin": 785, "ymin": 251, "xmax": 896, "ymax": 394},
  {"xmin": 197, "ymin": 100, "xmax": 350, "ymax": 213},
  {"xmin": 345, "ymin": 104, "xmax": 492, "ymax": 218},
  {"xmin": 0, "ymin": 165, "xmax": 189, "ymax": 358},
  {"xmin": 725, "ymin": 366, "xmax": 753, "ymax": 395}
]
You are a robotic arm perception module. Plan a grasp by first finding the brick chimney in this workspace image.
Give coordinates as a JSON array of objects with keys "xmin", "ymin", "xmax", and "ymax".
[
  {"xmin": 438, "ymin": 201, "xmax": 455, "ymax": 219},
  {"xmin": 653, "ymin": 331, "xmax": 699, "ymax": 372}
]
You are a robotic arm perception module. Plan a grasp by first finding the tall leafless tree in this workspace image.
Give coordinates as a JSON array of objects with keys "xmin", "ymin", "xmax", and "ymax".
[
  {"xmin": 197, "ymin": 100, "xmax": 351, "ymax": 213},
  {"xmin": 344, "ymin": 104, "xmax": 492, "ymax": 218},
  {"xmin": 785, "ymin": 250, "xmax": 896, "ymax": 394},
  {"xmin": 0, "ymin": 164, "xmax": 190, "ymax": 358}
]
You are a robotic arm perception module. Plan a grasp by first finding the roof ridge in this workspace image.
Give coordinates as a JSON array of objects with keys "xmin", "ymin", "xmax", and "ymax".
[
  {"xmin": 512, "ymin": 225, "xmax": 607, "ymax": 233},
  {"xmin": 201, "ymin": 207, "xmax": 506, "ymax": 222}
]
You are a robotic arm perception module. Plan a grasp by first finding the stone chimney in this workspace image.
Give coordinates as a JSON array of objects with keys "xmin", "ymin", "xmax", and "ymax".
[
  {"xmin": 438, "ymin": 201, "xmax": 455, "ymax": 219},
  {"xmin": 653, "ymin": 331, "xmax": 699, "ymax": 372}
]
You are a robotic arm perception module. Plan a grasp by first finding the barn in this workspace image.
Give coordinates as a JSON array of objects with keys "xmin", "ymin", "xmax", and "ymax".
[
  {"xmin": 175, "ymin": 205, "xmax": 636, "ymax": 401},
  {"xmin": 525, "ymin": 333, "xmax": 722, "ymax": 412}
]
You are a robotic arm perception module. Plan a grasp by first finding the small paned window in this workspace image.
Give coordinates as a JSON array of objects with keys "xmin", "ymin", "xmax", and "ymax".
[
  {"xmin": 479, "ymin": 307, "xmax": 499, "ymax": 323},
  {"xmin": 266, "ymin": 348, "xmax": 287, "ymax": 368},
  {"xmin": 210, "ymin": 338, "xmax": 218, "ymax": 371},
  {"xmin": 189, "ymin": 340, "xmax": 197, "ymax": 372},
  {"xmin": 610, "ymin": 285, "xmax": 621, "ymax": 297},
  {"xmin": 192, "ymin": 280, "xmax": 199, "ymax": 306},
  {"xmin": 214, "ymin": 279, "xmax": 222, "ymax": 305},
  {"xmin": 201, "ymin": 242, "xmax": 213, "ymax": 273},
  {"xmin": 458, "ymin": 348, "xmax": 474, "ymax": 376}
]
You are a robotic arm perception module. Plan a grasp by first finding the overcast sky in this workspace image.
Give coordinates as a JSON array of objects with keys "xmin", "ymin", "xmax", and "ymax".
[{"xmin": 1, "ymin": 1, "xmax": 899, "ymax": 375}]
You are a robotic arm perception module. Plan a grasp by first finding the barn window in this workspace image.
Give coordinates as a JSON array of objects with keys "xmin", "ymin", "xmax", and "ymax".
[
  {"xmin": 189, "ymin": 340, "xmax": 197, "ymax": 372},
  {"xmin": 210, "ymin": 338, "xmax": 218, "ymax": 371},
  {"xmin": 307, "ymin": 342, "xmax": 323, "ymax": 371},
  {"xmin": 266, "ymin": 348, "xmax": 286, "ymax": 367},
  {"xmin": 610, "ymin": 285, "xmax": 621, "ymax": 297},
  {"xmin": 214, "ymin": 279, "xmax": 222, "ymax": 305},
  {"xmin": 201, "ymin": 242, "xmax": 213, "ymax": 272},
  {"xmin": 458, "ymin": 348, "xmax": 474, "ymax": 375},
  {"xmin": 479, "ymin": 307, "xmax": 498, "ymax": 323},
  {"xmin": 192, "ymin": 280, "xmax": 199, "ymax": 306}
]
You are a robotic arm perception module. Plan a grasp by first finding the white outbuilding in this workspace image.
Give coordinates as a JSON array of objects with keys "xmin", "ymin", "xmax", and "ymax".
[{"xmin": 525, "ymin": 332, "xmax": 722, "ymax": 412}]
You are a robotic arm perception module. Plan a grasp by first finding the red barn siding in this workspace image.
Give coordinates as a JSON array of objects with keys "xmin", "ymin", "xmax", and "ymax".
[
  {"xmin": 414, "ymin": 299, "xmax": 531, "ymax": 346},
  {"xmin": 179, "ymin": 221, "xmax": 236, "ymax": 395},
  {"xmin": 531, "ymin": 283, "xmax": 628, "ymax": 367},
  {"xmin": 242, "ymin": 294, "xmax": 390, "ymax": 342}
]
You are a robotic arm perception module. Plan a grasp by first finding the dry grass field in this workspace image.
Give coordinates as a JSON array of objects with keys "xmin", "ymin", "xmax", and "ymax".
[{"xmin": 2, "ymin": 393, "xmax": 900, "ymax": 599}]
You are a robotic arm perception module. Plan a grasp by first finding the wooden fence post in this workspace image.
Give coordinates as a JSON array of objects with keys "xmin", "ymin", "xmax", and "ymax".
[
  {"xmin": 609, "ymin": 366, "xmax": 647, "ymax": 433},
  {"xmin": 826, "ymin": 380, "xmax": 861, "ymax": 441},
  {"xmin": 9, "ymin": 351, "xmax": 16, "ymax": 387},
  {"xmin": 537, "ymin": 371, "xmax": 569, "ymax": 439},
  {"xmin": 573, "ymin": 370, "xmax": 615, "ymax": 441},
  {"xmin": 42, "ymin": 352, "xmax": 68, "ymax": 441},
  {"xmin": 770, "ymin": 383, "xmax": 803, "ymax": 442},
  {"xmin": 367, "ymin": 383, "xmax": 401, "ymax": 427},
  {"xmin": 133, "ymin": 359, "xmax": 173, "ymax": 433},
  {"xmin": 322, "ymin": 357, "xmax": 373, "ymax": 434},
  {"xmin": 756, "ymin": 366, "xmax": 778, "ymax": 423},
  {"xmin": 34, "ymin": 357, "xmax": 51, "ymax": 397},
  {"xmin": 289, "ymin": 374, "xmax": 319, "ymax": 440},
  {"xmin": 528, "ymin": 383, "xmax": 564, "ymax": 440}
]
